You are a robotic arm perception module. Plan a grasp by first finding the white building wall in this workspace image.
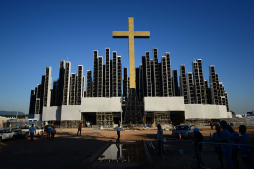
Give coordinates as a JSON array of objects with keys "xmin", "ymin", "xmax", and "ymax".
[
  {"xmin": 144, "ymin": 97, "xmax": 185, "ymax": 111},
  {"xmin": 144, "ymin": 97, "xmax": 229, "ymax": 119},
  {"xmin": 81, "ymin": 97, "xmax": 122, "ymax": 112},
  {"xmin": 42, "ymin": 106, "xmax": 62, "ymax": 121},
  {"xmin": 61, "ymin": 105, "xmax": 81, "ymax": 120}
]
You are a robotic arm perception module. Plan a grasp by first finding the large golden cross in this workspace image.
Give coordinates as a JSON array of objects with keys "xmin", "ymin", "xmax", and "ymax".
[{"xmin": 113, "ymin": 17, "xmax": 150, "ymax": 88}]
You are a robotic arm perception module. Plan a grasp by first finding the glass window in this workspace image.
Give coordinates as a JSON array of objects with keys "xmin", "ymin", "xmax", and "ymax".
[{"xmin": 176, "ymin": 126, "xmax": 188, "ymax": 130}]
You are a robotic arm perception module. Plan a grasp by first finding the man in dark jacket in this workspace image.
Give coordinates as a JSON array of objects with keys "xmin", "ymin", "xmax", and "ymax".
[{"xmin": 193, "ymin": 128, "xmax": 203, "ymax": 169}]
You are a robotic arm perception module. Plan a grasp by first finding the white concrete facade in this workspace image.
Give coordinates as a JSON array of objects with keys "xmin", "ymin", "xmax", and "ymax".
[
  {"xmin": 41, "ymin": 96, "xmax": 231, "ymax": 121},
  {"xmin": 42, "ymin": 97, "xmax": 122, "ymax": 121},
  {"xmin": 144, "ymin": 97, "xmax": 232, "ymax": 119}
]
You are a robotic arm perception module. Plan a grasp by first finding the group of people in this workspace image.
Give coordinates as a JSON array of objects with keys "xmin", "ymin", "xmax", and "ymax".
[
  {"xmin": 45, "ymin": 124, "xmax": 56, "ymax": 140},
  {"xmin": 156, "ymin": 121, "xmax": 253, "ymax": 169},
  {"xmin": 212, "ymin": 121, "xmax": 253, "ymax": 169}
]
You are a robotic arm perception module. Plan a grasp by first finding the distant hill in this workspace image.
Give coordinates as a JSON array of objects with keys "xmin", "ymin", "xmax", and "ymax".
[{"xmin": 0, "ymin": 111, "xmax": 27, "ymax": 115}]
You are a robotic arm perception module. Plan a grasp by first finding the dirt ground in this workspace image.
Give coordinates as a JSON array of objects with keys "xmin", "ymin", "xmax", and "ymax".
[{"xmin": 0, "ymin": 127, "xmax": 254, "ymax": 169}]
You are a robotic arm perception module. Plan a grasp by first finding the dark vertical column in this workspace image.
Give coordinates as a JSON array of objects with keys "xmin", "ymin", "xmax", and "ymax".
[
  {"xmin": 187, "ymin": 73, "xmax": 194, "ymax": 104},
  {"xmin": 57, "ymin": 60, "xmax": 65, "ymax": 106},
  {"xmin": 172, "ymin": 70, "xmax": 179, "ymax": 96},
  {"xmin": 112, "ymin": 52, "xmax": 117, "ymax": 97},
  {"xmin": 209, "ymin": 66, "xmax": 218, "ymax": 104},
  {"xmin": 76, "ymin": 66, "xmax": 83, "ymax": 105},
  {"xmin": 103, "ymin": 65, "xmax": 105, "ymax": 97},
  {"xmin": 86, "ymin": 71, "xmax": 92, "ymax": 97},
  {"xmin": 161, "ymin": 56, "xmax": 167, "ymax": 96},
  {"xmin": 135, "ymin": 67, "xmax": 139, "ymax": 100},
  {"xmin": 63, "ymin": 62, "xmax": 71, "ymax": 105},
  {"xmin": 197, "ymin": 59, "xmax": 206, "ymax": 104},
  {"xmin": 29, "ymin": 90, "xmax": 36, "ymax": 114},
  {"xmin": 180, "ymin": 65, "xmax": 188, "ymax": 104},
  {"xmin": 105, "ymin": 48, "xmax": 110, "ymax": 97},
  {"xmin": 82, "ymin": 77, "xmax": 85, "ymax": 97},
  {"xmin": 145, "ymin": 52, "xmax": 152, "ymax": 97},
  {"xmin": 35, "ymin": 84, "xmax": 41, "ymax": 114},
  {"xmin": 158, "ymin": 63, "xmax": 162, "ymax": 96},
  {"xmin": 150, "ymin": 60, "xmax": 154, "ymax": 96},
  {"xmin": 39, "ymin": 75, "xmax": 45, "ymax": 114},
  {"xmin": 153, "ymin": 48, "xmax": 160, "ymax": 96},
  {"xmin": 123, "ymin": 67, "xmax": 128, "ymax": 98},
  {"xmin": 117, "ymin": 56, "xmax": 122, "ymax": 97},
  {"xmin": 97, "ymin": 57, "xmax": 103, "ymax": 97},
  {"xmin": 141, "ymin": 56, "xmax": 147, "ymax": 97},
  {"xmin": 52, "ymin": 81, "xmax": 58, "ymax": 106},
  {"xmin": 110, "ymin": 60, "xmax": 113, "ymax": 97},
  {"xmin": 92, "ymin": 50, "xmax": 98, "ymax": 97},
  {"xmin": 193, "ymin": 59, "xmax": 206, "ymax": 104},
  {"xmin": 139, "ymin": 65, "xmax": 143, "ymax": 101},
  {"xmin": 69, "ymin": 73, "xmax": 76, "ymax": 105},
  {"xmin": 225, "ymin": 92, "xmax": 229, "ymax": 112},
  {"xmin": 166, "ymin": 53, "xmax": 173, "ymax": 96},
  {"xmin": 204, "ymin": 80, "xmax": 210, "ymax": 104}
]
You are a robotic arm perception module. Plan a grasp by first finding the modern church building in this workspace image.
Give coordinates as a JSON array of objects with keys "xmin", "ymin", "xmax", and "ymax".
[
  {"xmin": 28, "ymin": 18, "xmax": 232, "ymax": 126},
  {"xmin": 28, "ymin": 48, "xmax": 232, "ymax": 126}
]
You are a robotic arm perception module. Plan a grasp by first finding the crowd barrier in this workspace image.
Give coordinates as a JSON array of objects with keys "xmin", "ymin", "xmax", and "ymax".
[
  {"xmin": 197, "ymin": 142, "xmax": 254, "ymax": 169},
  {"xmin": 160, "ymin": 137, "xmax": 196, "ymax": 168},
  {"xmin": 3, "ymin": 121, "xmax": 43, "ymax": 129},
  {"xmin": 156, "ymin": 138, "xmax": 254, "ymax": 169}
]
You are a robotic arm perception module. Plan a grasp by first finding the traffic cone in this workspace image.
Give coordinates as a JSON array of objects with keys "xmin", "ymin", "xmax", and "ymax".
[
  {"xmin": 210, "ymin": 132, "xmax": 212, "ymax": 140},
  {"xmin": 179, "ymin": 133, "xmax": 182, "ymax": 140}
]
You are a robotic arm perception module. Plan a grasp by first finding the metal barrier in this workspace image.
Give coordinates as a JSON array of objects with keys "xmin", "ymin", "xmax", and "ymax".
[
  {"xmin": 160, "ymin": 137, "xmax": 196, "ymax": 168},
  {"xmin": 92, "ymin": 125, "xmax": 115, "ymax": 131},
  {"xmin": 3, "ymin": 121, "xmax": 43, "ymax": 129},
  {"xmin": 197, "ymin": 142, "xmax": 254, "ymax": 169}
]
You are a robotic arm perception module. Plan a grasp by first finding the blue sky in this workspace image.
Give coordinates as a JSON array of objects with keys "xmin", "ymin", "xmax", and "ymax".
[{"xmin": 0, "ymin": 0, "xmax": 253, "ymax": 114}]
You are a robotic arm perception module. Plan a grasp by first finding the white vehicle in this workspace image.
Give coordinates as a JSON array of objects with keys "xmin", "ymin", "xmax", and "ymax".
[
  {"xmin": 0, "ymin": 129, "xmax": 17, "ymax": 142},
  {"xmin": 172, "ymin": 125, "xmax": 195, "ymax": 139},
  {"xmin": 12, "ymin": 126, "xmax": 44, "ymax": 139}
]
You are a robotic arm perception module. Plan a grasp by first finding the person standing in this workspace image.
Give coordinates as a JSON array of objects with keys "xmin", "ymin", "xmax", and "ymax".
[
  {"xmin": 212, "ymin": 125, "xmax": 224, "ymax": 168},
  {"xmin": 77, "ymin": 123, "xmax": 82, "ymax": 136},
  {"xmin": 116, "ymin": 124, "xmax": 121, "ymax": 143},
  {"xmin": 210, "ymin": 120, "xmax": 213, "ymax": 130},
  {"xmin": 157, "ymin": 124, "xmax": 163, "ymax": 156},
  {"xmin": 19, "ymin": 124, "xmax": 22, "ymax": 129},
  {"xmin": 50, "ymin": 125, "xmax": 56, "ymax": 140},
  {"xmin": 103, "ymin": 121, "xmax": 105, "ymax": 127},
  {"xmin": 29, "ymin": 124, "xmax": 36, "ymax": 142},
  {"xmin": 219, "ymin": 121, "xmax": 234, "ymax": 169},
  {"xmin": 239, "ymin": 125, "xmax": 254, "ymax": 169},
  {"xmin": 47, "ymin": 124, "xmax": 52, "ymax": 139},
  {"xmin": 227, "ymin": 125, "xmax": 240, "ymax": 169},
  {"xmin": 193, "ymin": 128, "xmax": 203, "ymax": 169}
]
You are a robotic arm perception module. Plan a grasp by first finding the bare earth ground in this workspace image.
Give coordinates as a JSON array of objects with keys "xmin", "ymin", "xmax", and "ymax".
[{"xmin": 0, "ymin": 127, "xmax": 254, "ymax": 169}]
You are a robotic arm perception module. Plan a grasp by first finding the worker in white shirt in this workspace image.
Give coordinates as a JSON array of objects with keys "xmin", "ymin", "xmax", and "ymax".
[
  {"xmin": 116, "ymin": 124, "xmax": 121, "ymax": 143},
  {"xmin": 29, "ymin": 124, "xmax": 36, "ymax": 141}
]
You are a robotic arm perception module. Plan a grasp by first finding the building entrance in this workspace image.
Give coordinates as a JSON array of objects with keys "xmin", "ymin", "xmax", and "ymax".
[
  {"xmin": 170, "ymin": 111, "xmax": 185, "ymax": 126},
  {"xmin": 82, "ymin": 113, "xmax": 96, "ymax": 127}
]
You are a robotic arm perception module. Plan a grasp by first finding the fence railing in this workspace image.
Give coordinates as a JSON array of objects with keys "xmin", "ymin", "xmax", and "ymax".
[
  {"xmin": 160, "ymin": 137, "xmax": 196, "ymax": 168},
  {"xmin": 2, "ymin": 121, "xmax": 43, "ymax": 129},
  {"xmin": 153, "ymin": 138, "xmax": 254, "ymax": 169},
  {"xmin": 197, "ymin": 142, "xmax": 254, "ymax": 169}
]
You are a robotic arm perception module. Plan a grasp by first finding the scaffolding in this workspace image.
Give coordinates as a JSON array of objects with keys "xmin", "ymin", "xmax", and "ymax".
[
  {"xmin": 154, "ymin": 112, "xmax": 171, "ymax": 125},
  {"xmin": 96, "ymin": 112, "xmax": 113, "ymax": 125}
]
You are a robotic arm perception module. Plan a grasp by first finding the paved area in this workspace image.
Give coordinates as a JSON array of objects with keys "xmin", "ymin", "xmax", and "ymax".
[{"xmin": 0, "ymin": 127, "xmax": 253, "ymax": 169}]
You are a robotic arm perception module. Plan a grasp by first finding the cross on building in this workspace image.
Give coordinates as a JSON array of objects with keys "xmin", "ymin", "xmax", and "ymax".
[{"xmin": 112, "ymin": 17, "xmax": 150, "ymax": 88}]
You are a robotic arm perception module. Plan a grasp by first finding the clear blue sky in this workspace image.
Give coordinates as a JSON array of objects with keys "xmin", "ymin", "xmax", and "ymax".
[{"xmin": 0, "ymin": 0, "xmax": 253, "ymax": 114}]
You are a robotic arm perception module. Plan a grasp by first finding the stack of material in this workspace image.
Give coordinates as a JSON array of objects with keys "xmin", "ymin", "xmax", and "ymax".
[{"xmin": 221, "ymin": 118, "xmax": 254, "ymax": 127}]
